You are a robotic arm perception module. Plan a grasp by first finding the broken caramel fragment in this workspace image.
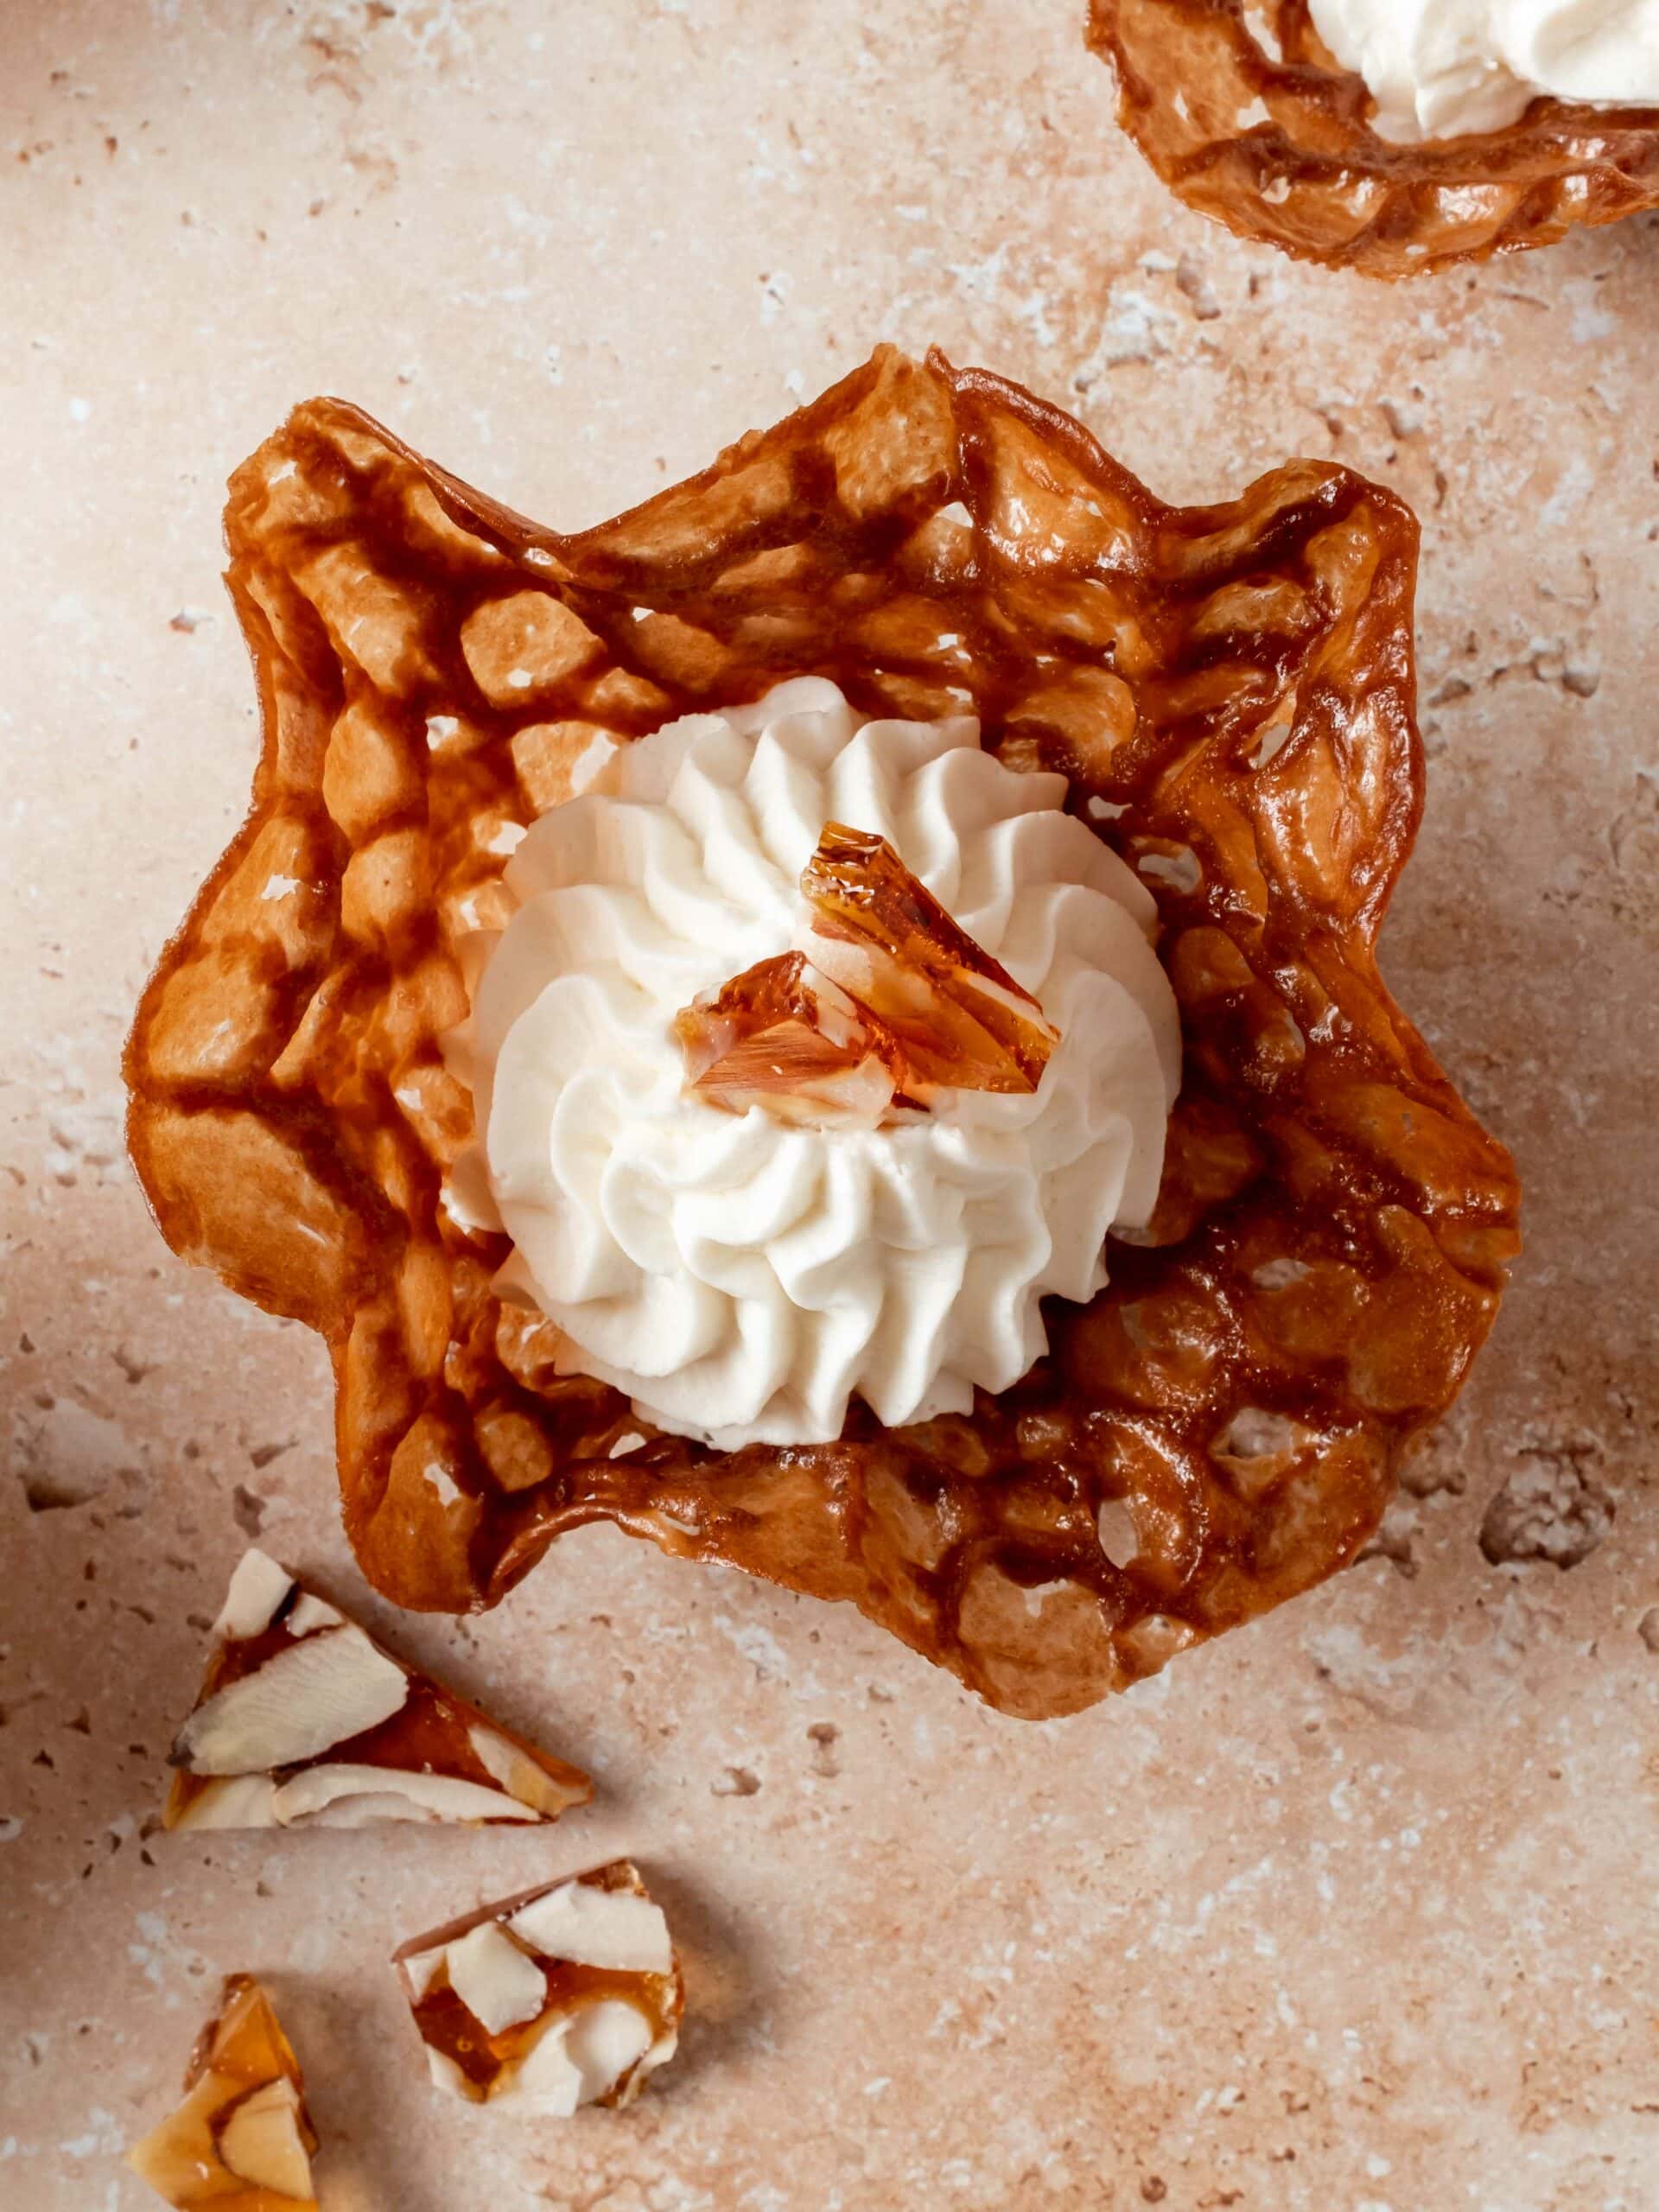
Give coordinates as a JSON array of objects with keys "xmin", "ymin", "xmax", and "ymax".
[
  {"xmin": 673, "ymin": 950, "xmax": 897, "ymax": 1125},
  {"xmin": 164, "ymin": 1548, "xmax": 591, "ymax": 1831},
  {"xmin": 127, "ymin": 1975, "xmax": 319, "ymax": 2209},
  {"xmin": 800, "ymin": 823, "xmax": 1058, "ymax": 1094},
  {"xmin": 393, "ymin": 1859, "xmax": 684, "ymax": 2115},
  {"xmin": 675, "ymin": 831, "xmax": 1060, "ymax": 1123}
]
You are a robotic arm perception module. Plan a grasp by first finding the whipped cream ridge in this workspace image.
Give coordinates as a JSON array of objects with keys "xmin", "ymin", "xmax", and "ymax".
[
  {"xmin": 1308, "ymin": 0, "xmax": 1659, "ymax": 140},
  {"xmin": 454, "ymin": 678, "xmax": 1180, "ymax": 1452}
]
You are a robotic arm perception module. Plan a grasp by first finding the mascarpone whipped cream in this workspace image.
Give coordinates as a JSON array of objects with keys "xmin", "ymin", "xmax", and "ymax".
[
  {"xmin": 1308, "ymin": 0, "xmax": 1659, "ymax": 140},
  {"xmin": 455, "ymin": 678, "xmax": 1180, "ymax": 1451}
]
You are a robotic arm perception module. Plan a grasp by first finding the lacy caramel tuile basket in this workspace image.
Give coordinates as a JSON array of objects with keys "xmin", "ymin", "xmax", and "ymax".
[
  {"xmin": 126, "ymin": 347, "xmax": 1520, "ymax": 1719},
  {"xmin": 1089, "ymin": 0, "xmax": 1659, "ymax": 277}
]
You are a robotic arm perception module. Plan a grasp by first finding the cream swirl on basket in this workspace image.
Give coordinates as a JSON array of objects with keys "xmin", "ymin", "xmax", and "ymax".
[{"xmin": 447, "ymin": 677, "xmax": 1180, "ymax": 1452}]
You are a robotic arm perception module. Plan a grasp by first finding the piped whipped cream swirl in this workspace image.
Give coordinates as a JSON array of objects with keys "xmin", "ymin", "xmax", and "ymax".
[
  {"xmin": 457, "ymin": 679, "xmax": 1180, "ymax": 1452},
  {"xmin": 1308, "ymin": 0, "xmax": 1659, "ymax": 141}
]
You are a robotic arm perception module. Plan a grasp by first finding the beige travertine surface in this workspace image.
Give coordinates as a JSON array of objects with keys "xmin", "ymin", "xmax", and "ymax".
[{"xmin": 1, "ymin": 3, "xmax": 1656, "ymax": 2208}]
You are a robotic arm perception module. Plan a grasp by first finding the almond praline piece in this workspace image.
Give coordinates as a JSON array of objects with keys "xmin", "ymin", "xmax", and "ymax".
[
  {"xmin": 163, "ymin": 1548, "xmax": 591, "ymax": 1830},
  {"xmin": 127, "ymin": 1974, "xmax": 319, "ymax": 2209},
  {"xmin": 674, "ymin": 823, "xmax": 1060, "ymax": 1124},
  {"xmin": 1088, "ymin": 0, "xmax": 1659, "ymax": 276},
  {"xmin": 125, "ymin": 345, "xmax": 1520, "ymax": 1719},
  {"xmin": 393, "ymin": 1860, "xmax": 684, "ymax": 2115},
  {"xmin": 675, "ymin": 949, "xmax": 902, "ymax": 1127}
]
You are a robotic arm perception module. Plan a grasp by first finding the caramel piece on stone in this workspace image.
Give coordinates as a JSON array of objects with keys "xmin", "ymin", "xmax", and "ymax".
[
  {"xmin": 164, "ymin": 1548, "xmax": 590, "ymax": 1831},
  {"xmin": 128, "ymin": 1975, "xmax": 319, "ymax": 2209},
  {"xmin": 393, "ymin": 1859, "xmax": 684, "ymax": 2115}
]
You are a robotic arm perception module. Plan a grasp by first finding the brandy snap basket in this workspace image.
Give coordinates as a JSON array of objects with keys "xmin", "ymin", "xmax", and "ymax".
[
  {"xmin": 1088, "ymin": 0, "xmax": 1659, "ymax": 277},
  {"xmin": 126, "ymin": 347, "xmax": 1519, "ymax": 1719}
]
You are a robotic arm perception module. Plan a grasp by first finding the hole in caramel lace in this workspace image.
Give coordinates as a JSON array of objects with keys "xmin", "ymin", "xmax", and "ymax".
[{"xmin": 1096, "ymin": 1497, "xmax": 1140, "ymax": 1569}]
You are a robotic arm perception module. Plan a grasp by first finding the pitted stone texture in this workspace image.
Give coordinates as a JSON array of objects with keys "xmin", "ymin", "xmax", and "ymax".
[{"xmin": 3, "ymin": 3, "xmax": 1657, "ymax": 2208}]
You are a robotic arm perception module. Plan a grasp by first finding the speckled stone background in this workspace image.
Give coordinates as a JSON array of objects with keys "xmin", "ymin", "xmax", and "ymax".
[{"xmin": 3, "ymin": 4, "xmax": 1656, "ymax": 2208}]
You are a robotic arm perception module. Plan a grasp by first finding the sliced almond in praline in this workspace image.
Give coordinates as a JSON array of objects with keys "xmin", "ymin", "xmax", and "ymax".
[
  {"xmin": 171, "ymin": 1775, "xmax": 281, "ymax": 1830},
  {"xmin": 164, "ymin": 1548, "xmax": 591, "ymax": 1831},
  {"xmin": 269, "ymin": 1762, "xmax": 548, "ymax": 1826},
  {"xmin": 212, "ymin": 1548, "xmax": 295, "ymax": 1641},
  {"xmin": 507, "ymin": 1878, "xmax": 675, "ymax": 1973},
  {"xmin": 170, "ymin": 1625, "xmax": 409, "ymax": 1776},
  {"xmin": 800, "ymin": 822, "xmax": 1059, "ymax": 1094},
  {"xmin": 467, "ymin": 1719, "xmax": 586, "ymax": 1816},
  {"xmin": 445, "ymin": 1922, "xmax": 548, "ymax": 2036},
  {"xmin": 529, "ymin": 2000, "xmax": 655, "ymax": 2113},
  {"xmin": 218, "ymin": 2077, "xmax": 314, "ymax": 2198}
]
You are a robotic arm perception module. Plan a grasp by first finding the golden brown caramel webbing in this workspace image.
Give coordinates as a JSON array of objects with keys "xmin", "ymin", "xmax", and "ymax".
[
  {"xmin": 125, "ymin": 347, "xmax": 1519, "ymax": 1718},
  {"xmin": 1089, "ymin": 0, "xmax": 1659, "ymax": 276}
]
